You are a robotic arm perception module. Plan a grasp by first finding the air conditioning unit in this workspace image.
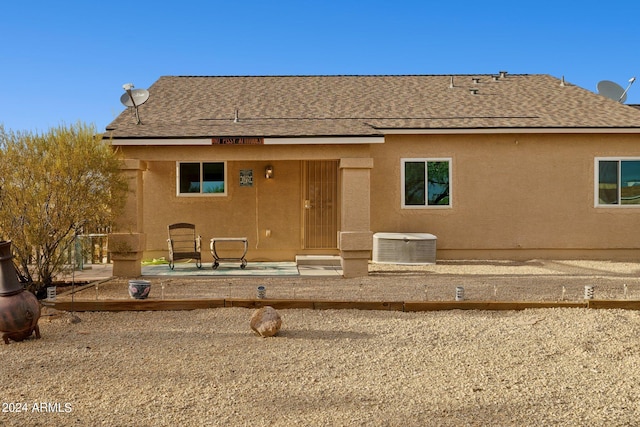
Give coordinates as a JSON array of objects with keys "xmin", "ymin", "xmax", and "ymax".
[{"xmin": 372, "ymin": 232, "xmax": 437, "ymax": 265}]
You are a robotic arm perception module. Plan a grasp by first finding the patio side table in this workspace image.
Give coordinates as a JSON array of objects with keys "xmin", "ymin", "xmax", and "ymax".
[{"xmin": 209, "ymin": 237, "xmax": 248, "ymax": 269}]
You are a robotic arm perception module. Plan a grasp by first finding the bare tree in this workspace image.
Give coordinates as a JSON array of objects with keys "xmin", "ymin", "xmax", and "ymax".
[{"xmin": 0, "ymin": 123, "xmax": 127, "ymax": 295}]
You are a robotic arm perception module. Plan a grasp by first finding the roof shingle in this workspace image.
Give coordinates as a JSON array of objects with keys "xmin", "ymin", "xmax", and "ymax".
[{"xmin": 106, "ymin": 74, "xmax": 640, "ymax": 138}]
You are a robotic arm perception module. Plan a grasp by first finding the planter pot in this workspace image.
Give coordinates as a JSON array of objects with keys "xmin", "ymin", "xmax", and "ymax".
[
  {"xmin": 257, "ymin": 286, "xmax": 266, "ymax": 299},
  {"xmin": 0, "ymin": 240, "xmax": 41, "ymax": 343},
  {"xmin": 0, "ymin": 291, "xmax": 41, "ymax": 344},
  {"xmin": 128, "ymin": 280, "xmax": 151, "ymax": 299}
]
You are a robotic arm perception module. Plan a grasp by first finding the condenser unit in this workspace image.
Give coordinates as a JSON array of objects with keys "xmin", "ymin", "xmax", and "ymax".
[{"xmin": 372, "ymin": 232, "xmax": 437, "ymax": 265}]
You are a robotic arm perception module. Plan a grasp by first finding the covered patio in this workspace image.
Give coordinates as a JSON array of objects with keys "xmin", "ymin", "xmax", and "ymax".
[
  {"xmin": 64, "ymin": 259, "xmax": 343, "ymax": 281},
  {"xmin": 142, "ymin": 261, "xmax": 342, "ymax": 277}
]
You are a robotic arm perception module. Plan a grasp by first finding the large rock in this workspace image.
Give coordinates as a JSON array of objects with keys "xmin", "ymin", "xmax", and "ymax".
[{"xmin": 250, "ymin": 306, "xmax": 282, "ymax": 337}]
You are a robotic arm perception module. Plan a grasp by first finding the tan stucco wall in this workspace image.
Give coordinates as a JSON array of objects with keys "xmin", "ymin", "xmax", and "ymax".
[
  {"xmin": 370, "ymin": 133, "xmax": 640, "ymax": 260},
  {"xmin": 116, "ymin": 144, "xmax": 370, "ymax": 262},
  {"xmin": 113, "ymin": 132, "xmax": 640, "ymax": 264},
  {"xmin": 114, "ymin": 159, "xmax": 146, "ymax": 233},
  {"xmin": 142, "ymin": 159, "xmax": 302, "ymax": 261}
]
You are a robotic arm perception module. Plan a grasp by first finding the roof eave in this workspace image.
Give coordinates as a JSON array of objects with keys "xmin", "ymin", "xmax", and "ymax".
[
  {"xmin": 378, "ymin": 127, "xmax": 640, "ymax": 135},
  {"xmin": 109, "ymin": 135, "xmax": 386, "ymax": 146}
]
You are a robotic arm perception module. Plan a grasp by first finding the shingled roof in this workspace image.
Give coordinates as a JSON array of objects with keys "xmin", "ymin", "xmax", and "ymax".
[{"xmin": 106, "ymin": 74, "xmax": 640, "ymax": 139}]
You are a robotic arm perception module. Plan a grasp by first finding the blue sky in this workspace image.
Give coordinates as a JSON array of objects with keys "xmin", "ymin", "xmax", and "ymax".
[{"xmin": 1, "ymin": 1, "xmax": 639, "ymax": 133}]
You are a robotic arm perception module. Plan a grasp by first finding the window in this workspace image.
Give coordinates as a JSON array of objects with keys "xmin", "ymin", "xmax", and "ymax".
[
  {"xmin": 177, "ymin": 162, "xmax": 226, "ymax": 196},
  {"xmin": 596, "ymin": 158, "xmax": 640, "ymax": 206},
  {"xmin": 402, "ymin": 158, "xmax": 451, "ymax": 208}
]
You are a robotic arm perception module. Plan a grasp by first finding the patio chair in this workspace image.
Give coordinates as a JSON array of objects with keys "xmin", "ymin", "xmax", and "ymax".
[{"xmin": 167, "ymin": 223, "xmax": 202, "ymax": 270}]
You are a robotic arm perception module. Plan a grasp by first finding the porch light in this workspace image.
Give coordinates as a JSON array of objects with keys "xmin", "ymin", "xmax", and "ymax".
[{"xmin": 265, "ymin": 165, "xmax": 274, "ymax": 179}]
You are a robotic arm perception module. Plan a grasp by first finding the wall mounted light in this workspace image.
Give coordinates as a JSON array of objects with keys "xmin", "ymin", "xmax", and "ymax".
[{"xmin": 265, "ymin": 165, "xmax": 274, "ymax": 179}]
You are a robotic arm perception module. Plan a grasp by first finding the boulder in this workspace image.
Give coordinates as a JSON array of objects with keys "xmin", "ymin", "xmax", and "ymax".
[{"xmin": 250, "ymin": 306, "xmax": 282, "ymax": 337}]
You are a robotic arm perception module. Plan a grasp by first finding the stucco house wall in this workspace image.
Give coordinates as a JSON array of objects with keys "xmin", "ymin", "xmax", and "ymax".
[
  {"xmin": 371, "ymin": 133, "xmax": 640, "ymax": 260},
  {"xmin": 141, "ymin": 159, "xmax": 302, "ymax": 262},
  {"xmin": 115, "ymin": 143, "xmax": 372, "ymax": 264},
  {"xmin": 105, "ymin": 74, "xmax": 640, "ymax": 276}
]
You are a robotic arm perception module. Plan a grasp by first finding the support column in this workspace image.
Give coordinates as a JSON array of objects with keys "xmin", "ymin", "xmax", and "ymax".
[
  {"xmin": 109, "ymin": 159, "xmax": 146, "ymax": 277},
  {"xmin": 339, "ymin": 158, "xmax": 374, "ymax": 278}
]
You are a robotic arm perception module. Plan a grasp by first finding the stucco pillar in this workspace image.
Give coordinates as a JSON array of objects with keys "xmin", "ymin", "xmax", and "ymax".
[
  {"xmin": 109, "ymin": 159, "xmax": 146, "ymax": 277},
  {"xmin": 339, "ymin": 158, "xmax": 374, "ymax": 278}
]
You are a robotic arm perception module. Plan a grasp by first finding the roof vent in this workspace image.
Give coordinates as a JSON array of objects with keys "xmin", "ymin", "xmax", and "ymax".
[
  {"xmin": 560, "ymin": 76, "xmax": 565, "ymax": 87},
  {"xmin": 449, "ymin": 76, "xmax": 454, "ymax": 88},
  {"xmin": 472, "ymin": 77, "xmax": 480, "ymax": 84},
  {"xmin": 469, "ymin": 88, "xmax": 479, "ymax": 95},
  {"xmin": 499, "ymin": 70, "xmax": 508, "ymax": 79},
  {"xmin": 492, "ymin": 75, "xmax": 499, "ymax": 81},
  {"xmin": 234, "ymin": 109, "xmax": 239, "ymax": 123}
]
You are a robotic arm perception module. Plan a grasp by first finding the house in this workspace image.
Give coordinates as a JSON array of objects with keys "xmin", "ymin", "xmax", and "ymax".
[{"xmin": 104, "ymin": 73, "xmax": 640, "ymax": 277}]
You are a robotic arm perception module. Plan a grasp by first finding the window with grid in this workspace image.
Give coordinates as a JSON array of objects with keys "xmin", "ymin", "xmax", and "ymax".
[
  {"xmin": 177, "ymin": 162, "xmax": 226, "ymax": 196},
  {"xmin": 596, "ymin": 158, "xmax": 640, "ymax": 206},
  {"xmin": 401, "ymin": 158, "xmax": 451, "ymax": 208}
]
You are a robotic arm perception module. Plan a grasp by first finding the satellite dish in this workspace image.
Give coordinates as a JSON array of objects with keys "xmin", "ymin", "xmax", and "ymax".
[
  {"xmin": 597, "ymin": 80, "xmax": 627, "ymax": 103},
  {"xmin": 119, "ymin": 84, "xmax": 149, "ymax": 125},
  {"xmin": 120, "ymin": 88, "xmax": 150, "ymax": 107}
]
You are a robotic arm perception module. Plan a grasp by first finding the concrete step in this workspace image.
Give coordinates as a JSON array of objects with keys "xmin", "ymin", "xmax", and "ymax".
[{"xmin": 295, "ymin": 255, "xmax": 341, "ymax": 267}]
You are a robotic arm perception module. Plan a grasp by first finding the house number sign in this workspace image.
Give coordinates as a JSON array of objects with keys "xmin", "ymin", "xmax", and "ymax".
[{"xmin": 212, "ymin": 137, "xmax": 264, "ymax": 145}]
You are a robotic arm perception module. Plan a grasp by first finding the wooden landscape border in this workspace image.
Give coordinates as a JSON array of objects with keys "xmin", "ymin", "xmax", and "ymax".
[
  {"xmin": 48, "ymin": 298, "xmax": 602, "ymax": 312},
  {"xmin": 587, "ymin": 300, "xmax": 640, "ymax": 310}
]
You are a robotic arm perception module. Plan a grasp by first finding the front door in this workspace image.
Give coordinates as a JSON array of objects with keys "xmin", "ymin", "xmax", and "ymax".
[{"xmin": 302, "ymin": 160, "xmax": 339, "ymax": 249}]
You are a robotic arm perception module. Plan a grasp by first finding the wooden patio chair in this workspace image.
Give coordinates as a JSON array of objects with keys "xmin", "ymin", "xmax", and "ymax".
[{"xmin": 167, "ymin": 223, "xmax": 202, "ymax": 270}]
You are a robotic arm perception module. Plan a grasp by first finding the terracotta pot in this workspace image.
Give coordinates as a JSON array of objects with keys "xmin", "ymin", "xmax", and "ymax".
[
  {"xmin": 0, "ymin": 291, "xmax": 41, "ymax": 344},
  {"xmin": 0, "ymin": 241, "xmax": 41, "ymax": 344}
]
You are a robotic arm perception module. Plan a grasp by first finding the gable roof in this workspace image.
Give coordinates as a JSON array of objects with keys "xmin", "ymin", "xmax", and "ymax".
[{"xmin": 106, "ymin": 74, "xmax": 640, "ymax": 139}]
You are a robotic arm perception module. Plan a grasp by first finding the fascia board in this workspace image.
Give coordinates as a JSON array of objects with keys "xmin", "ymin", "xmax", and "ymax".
[
  {"xmin": 111, "ymin": 137, "xmax": 386, "ymax": 145},
  {"xmin": 263, "ymin": 137, "xmax": 385, "ymax": 144},
  {"xmin": 379, "ymin": 128, "xmax": 640, "ymax": 135}
]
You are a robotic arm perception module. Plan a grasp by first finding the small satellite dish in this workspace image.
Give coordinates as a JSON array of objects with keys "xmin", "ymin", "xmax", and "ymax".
[
  {"xmin": 597, "ymin": 80, "xmax": 627, "ymax": 103},
  {"xmin": 119, "ymin": 84, "xmax": 150, "ymax": 125},
  {"xmin": 120, "ymin": 89, "xmax": 150, "ymax": 107}
]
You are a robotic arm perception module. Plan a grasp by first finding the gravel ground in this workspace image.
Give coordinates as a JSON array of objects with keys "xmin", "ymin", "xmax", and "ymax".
[
  {"xmin": 2, "ymin": 260, "xmax": 640, "ymax": 426},
  {"xmin": 59, "ymin": 259, "xmax": 640, "ymax": 302}
]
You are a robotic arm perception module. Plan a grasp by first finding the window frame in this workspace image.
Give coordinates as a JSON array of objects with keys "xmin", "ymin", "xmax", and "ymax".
[
  {"xmin": 176, "ymin": 161, "xmax": 227, "ymax": 197},
  {"xmin": 594, "ymin": 157, "xmax": 640, "ymax": 208},
  {"xmin": 401, "ymin": 157, "xmax": 452, "ymax": 209}
]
